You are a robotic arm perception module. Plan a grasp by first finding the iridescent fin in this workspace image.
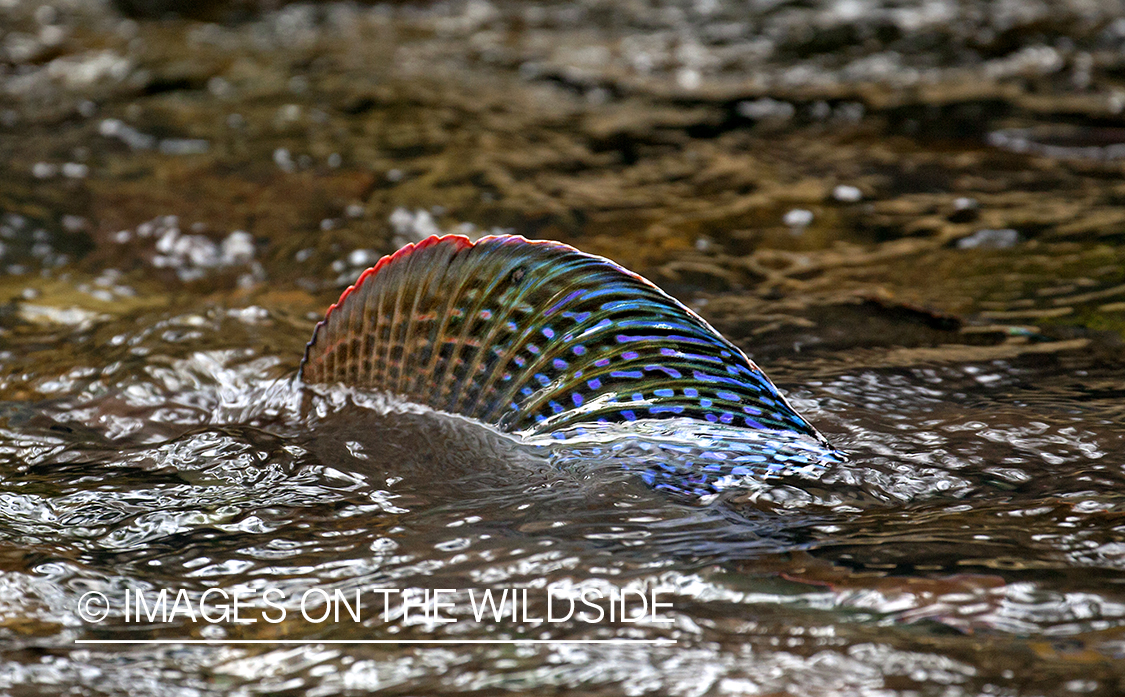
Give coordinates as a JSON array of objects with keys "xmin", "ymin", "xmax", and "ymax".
[{"xmin": 301, "ymin": 234, "xmax": 823, "ymax": 443}]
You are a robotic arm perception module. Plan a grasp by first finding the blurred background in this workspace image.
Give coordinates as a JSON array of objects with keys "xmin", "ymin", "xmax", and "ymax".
[
  {"xmin": 3, "ymin": 1, "xmax": 1125, "ymax": 695},
  {"xmin": 5, "ymin": 0, "xmax": 1125, "ymax": 343}
]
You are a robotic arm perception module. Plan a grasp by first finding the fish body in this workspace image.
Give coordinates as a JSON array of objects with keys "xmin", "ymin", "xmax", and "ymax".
[{"xmin": 301, "ymin": 235, "xmax": 839, "ymax": 495}]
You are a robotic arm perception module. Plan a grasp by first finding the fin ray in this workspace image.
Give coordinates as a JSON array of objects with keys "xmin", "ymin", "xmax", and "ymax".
[{"xmin": 302, "ymin": 235, "xmax": 825, "ymax": 447}]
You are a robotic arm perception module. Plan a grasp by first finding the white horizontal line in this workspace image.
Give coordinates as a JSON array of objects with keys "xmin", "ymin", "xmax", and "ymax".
[{"xmin": 75, "ymin": 639, "xmax": 676, "ymax": 645}]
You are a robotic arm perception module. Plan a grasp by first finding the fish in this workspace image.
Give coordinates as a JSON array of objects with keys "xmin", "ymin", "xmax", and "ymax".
[{"xmin": 300, "ymin": 234, "xmax": 840, "ymax": 497}]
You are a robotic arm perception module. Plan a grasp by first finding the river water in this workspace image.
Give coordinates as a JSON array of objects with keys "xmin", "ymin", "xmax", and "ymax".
[{"xmin": 2, "ymin": 1, "xmax": 1125, "ymax": 695}]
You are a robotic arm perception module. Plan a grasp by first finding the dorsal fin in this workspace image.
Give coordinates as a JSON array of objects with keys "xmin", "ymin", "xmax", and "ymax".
[{"xmin": 300, "ymin": 235, "xmax": 820, "ymax": 440}]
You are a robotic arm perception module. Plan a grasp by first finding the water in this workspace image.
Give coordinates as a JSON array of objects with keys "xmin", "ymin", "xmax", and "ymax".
[
  {"xmin": 4, "ymin": 0, "xmax": 1125, "ymax": 693},
  {"xmin": 1, "ymin": 303, "xmax": 1122, "ymax": 695}
]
